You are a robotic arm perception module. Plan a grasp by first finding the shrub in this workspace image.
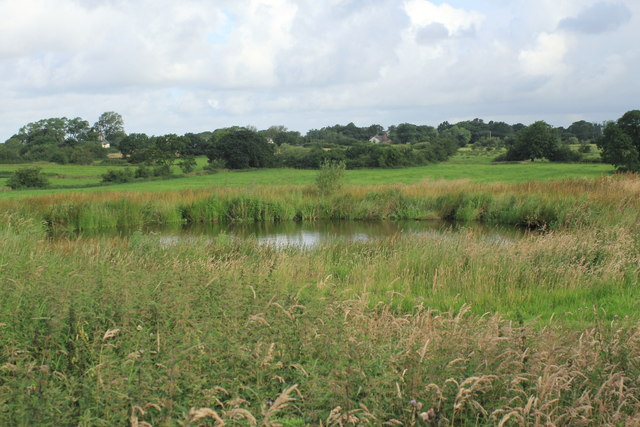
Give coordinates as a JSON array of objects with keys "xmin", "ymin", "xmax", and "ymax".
[
  {"xmin": 101, "ymin": 168, "xmax": 134, "ymax": 183},
  {"xmin": 548, "ymin": 145, "xmax": 583, "ymax": 162},
  {"xmin": 153, "ymin": 165, "xmax": 171, "ymax": 176},
  {"xmin": 49, "ymin": 149, "xmax": 69, "ymax": 164},
  {"xmin": 6, "ymin": 167, "xmax": 50, "ymax": 189},
  {"xmin": 135, "ymin": 166, "xmax": 152, "ymax": 179},
  {"xmin": 316, "ymin": 159, "xmax": 346, "ymax": 196}
]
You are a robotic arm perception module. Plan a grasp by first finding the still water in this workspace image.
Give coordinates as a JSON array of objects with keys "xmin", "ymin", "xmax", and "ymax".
[{"xmin": 59, "ymin": 220, "xmax": 526, "ymax": 248}]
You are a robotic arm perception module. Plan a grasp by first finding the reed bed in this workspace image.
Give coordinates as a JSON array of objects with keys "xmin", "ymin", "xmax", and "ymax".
[
  {"xmin": 1, "ymin": 214, "xmax": 640, "ymax": 424},
  {"xmin": 2, "ymin": 174, "xmax": 639, "ymax": 232}
]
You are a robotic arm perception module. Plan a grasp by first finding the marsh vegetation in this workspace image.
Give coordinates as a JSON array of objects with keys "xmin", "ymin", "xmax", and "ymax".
[{"xmin": 1, "ymin": 171, "xmax": 640, "ymax": 424}]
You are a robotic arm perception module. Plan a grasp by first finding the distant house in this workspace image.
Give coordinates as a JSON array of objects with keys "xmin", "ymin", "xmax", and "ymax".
[
  {"xmin": 98, "ymin": 134, "xmax": 110, "ymax": 149},
  {"xmin": 369, "ymin": 134, "xmax": 392, "ymax": 144}
]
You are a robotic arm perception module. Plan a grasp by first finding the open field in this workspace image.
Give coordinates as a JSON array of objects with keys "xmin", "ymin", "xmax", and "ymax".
[
  {"xmin": 0, "ymin": 154, "xmax": 614, "ymax": 200},
  {"xmin": 1, "ymin": 163, "xmax": 639, "ymax": 424}
]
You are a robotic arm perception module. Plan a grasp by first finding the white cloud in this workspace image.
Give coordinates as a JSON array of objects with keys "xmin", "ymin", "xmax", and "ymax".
[
  {"xmin": 519, "ymin": 32, "xmax": 569, "ymax": 76},
  {"xmin": 404, "ymin": 0, "xmax": 484, "ymax": 36},
  {"xmin": 0, "ymin": 0, "xmax": 638, "ymax": 139}
]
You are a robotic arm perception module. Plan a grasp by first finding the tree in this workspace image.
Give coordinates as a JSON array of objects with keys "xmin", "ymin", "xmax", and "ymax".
[
  {"xmin": 0, "ymin": 138, "xmax": 22, "ymax": 163},
  {"xmin": 597, "ymin": 121, "xmax": 640, "ymax": 171},
  {"xmin": 18, "ymin": 118, "xmax": 68, "ymax": 146},
  {"xmin": 147, "ymin": 134, "xmax": 188, "ymax": 169},
  {"xmin": 441, "ymin": 125, "xmax": 472, "ymax": 147},
  {"xmin": 70, "ymin": 142, "xmax": 106, "ymax": 164},
  {"xmin": 389, "ymin": 123, "xmax": 437, "ymax": 144},
  {"xmin": 456, "ymin": 118, "xmax": 490, "ymax": 143},
  {"xmin": 437, "ymin": 121, "xmax": 452, "ymax": 132},
  {"xmin": 93, "ymin": 112, "xmax": 125, "ymax": 143},
  {"xmin": 505, "ymin": 121, "xmax": 560, "ymax": 161},
  {"xmin": 260, "ymin": 126, "xmax": 304, "ymax": 146},
  {"xmin": 65, "ymin": 117, "xmax": 92, "ymax": 145},
  {"xmin": 568, "ymin": 120, "xmax": 602, "ymax": 142},
  {"xmin": 207, "ymin": 128, "xmax": 274, "ymax": 169},
  {"xmin": 183, "ymin": 132, "xmax": 209, "ymax": 156},
  {"xmin": 487, "ymin": 121, "xmax": 514, "ymax": 139},
  {"xmin": 119, "ymin": 133, "xmax": 150, "ymax": 160},
  {"xmin": 617, "ymin": 110, "xmax": 640, "ymax": 150}
]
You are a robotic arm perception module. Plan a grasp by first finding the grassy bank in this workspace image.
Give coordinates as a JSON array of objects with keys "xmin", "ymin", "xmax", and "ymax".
[
  {"xmin": 1, "ymin": 215, "xmax": 639, "ymax": 424},
  {"xmin": 2, "ymin": 174, "xmax": 637, "ymax": 233}
]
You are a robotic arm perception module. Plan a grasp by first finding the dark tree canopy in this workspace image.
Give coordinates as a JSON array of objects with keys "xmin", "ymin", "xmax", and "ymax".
[
  {"xmin": 456, "ymin": 119, "xmax": 490, "ymax": 143},
  {"xmin": 5, "ymin": 116, "xmax": 107, "ymax": 164},
  {"xmin": 148, "ymin": 134, "xmax": 188, "ymax": 168},
  {"xmin": 504, "ymin": 121, "xmax": 560, "ymax": 161},
  {"xmin": 183, "ymin": 132, "xmax": 209, "ymax": 156},
  {"xmin": 617, "ymin": 110, "xmax": 640, "ymax": 149},
  {"xmin": 567, "ymin": 120, "xmax": 602, "ymax": 142},
  {"xmin": 597, "ymin": 110, "xmax": 640, "ymax": 171},
  {"xmin": 388, "ymin": 123, "xmax": 437, "ymax": 144},
  {"xmin": 119, "ymin": 133, "xmax": 151, "ymax": 159},
  {"xmin": 207, "ymin": 128, "xmax": 274, "ymax": 169},
  {"xmin": 7, "ymin": 111, "xmax": 639, "ymax": 171},
  {"xmin": 259, "ymin": 126, "xmax": 304, "ymax": 146}
]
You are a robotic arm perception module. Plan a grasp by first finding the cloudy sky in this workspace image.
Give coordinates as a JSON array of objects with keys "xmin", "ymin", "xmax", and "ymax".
[{"xmin": 0, "ymin": 0, "xmax": 638, "ymax": 139}]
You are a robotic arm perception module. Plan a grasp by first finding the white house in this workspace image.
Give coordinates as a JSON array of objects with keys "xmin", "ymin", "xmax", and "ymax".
[
  {"xmin": 98, "ymin": 134, "xmax": 110, "ymax": 149},
  {"xmin": 369, "ymin": 135, "xmax": 392, "ymax": 144}
]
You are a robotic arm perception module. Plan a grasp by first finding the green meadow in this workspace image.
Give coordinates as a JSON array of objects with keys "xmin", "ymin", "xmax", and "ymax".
[
  {"xmin": 1, "ymin": 156, "xmax": 639, "ymax": 424},
  {"xmin": 0, "ymin": 154, "xmax": 614, "ymax": 200}
]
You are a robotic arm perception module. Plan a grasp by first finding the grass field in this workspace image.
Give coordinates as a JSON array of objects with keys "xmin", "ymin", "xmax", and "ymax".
[
  {"xmin": 1, "ymin": 155, "xmax": 639, "ymax": 424},
  {"xmin": 0, "ymin": 154, "xmax": 614, "ymax": 200}
]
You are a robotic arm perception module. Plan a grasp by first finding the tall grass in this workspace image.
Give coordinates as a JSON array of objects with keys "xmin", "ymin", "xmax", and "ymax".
[
  {"xmin": 1, "ymin": 174, "xmax": 639, "ymax": 423},
  {"xmin": 2, "ymin": 174, "xmax": 638, "ymax": 232},
  {"xmin": 1, "ymin": 221, "xmax": 639, "ymax": 424}
]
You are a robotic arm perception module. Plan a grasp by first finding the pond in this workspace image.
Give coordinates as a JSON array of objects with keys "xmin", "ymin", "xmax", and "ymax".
[{"xmin": 54, "ymin": 220, "xmax": 527, "ymax": 249}]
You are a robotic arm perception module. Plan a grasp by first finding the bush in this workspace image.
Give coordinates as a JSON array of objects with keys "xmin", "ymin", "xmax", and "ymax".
[
  {"xmin": 101, "ymin": 168, "xmax": 134, "ymax": 183},
  {"xmin": 49, "ymin": 149, "xmax": 69, "ymax": 164},
  {"xmin": 6, "ymin": 167, "xmax": 50, "ymax": 189},
  {"xmin": 548, "ymin": 146, "xmax": 583, "ymax": 162},
  {"xmin": 152, "ymin": 165, "xmax": 171, "ymax": 176},
  {"xmin": 135, "ymin": 166, "xmax": 152, "ymax": 179},
  {"xmin": 316, "ymin": 159, "xmax": 346, "ymax": 196}
]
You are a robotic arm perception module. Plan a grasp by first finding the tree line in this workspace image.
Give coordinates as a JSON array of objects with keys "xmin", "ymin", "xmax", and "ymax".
[
  {"xmin": 0, "ymin": 112, "xmax": 124, "ymax": 165},
  {"xmin": 1, "ymin": 110, "xmax": 639, "ymax": 172}
]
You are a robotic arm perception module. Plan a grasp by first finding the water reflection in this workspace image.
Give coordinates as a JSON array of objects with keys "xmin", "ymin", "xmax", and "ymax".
[{"xmin": 52, "ymin": 220, "xmax": 527, "ymax": 249}]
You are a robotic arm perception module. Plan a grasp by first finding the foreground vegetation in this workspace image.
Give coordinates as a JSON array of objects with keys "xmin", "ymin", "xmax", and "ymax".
[
  {"xmin": 1, "ymin": 211, "xmax": 640, "ymax": 423},
  {"xmin": 1, "ymin": 173, "xmax": 639, "ymax": 424}
]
